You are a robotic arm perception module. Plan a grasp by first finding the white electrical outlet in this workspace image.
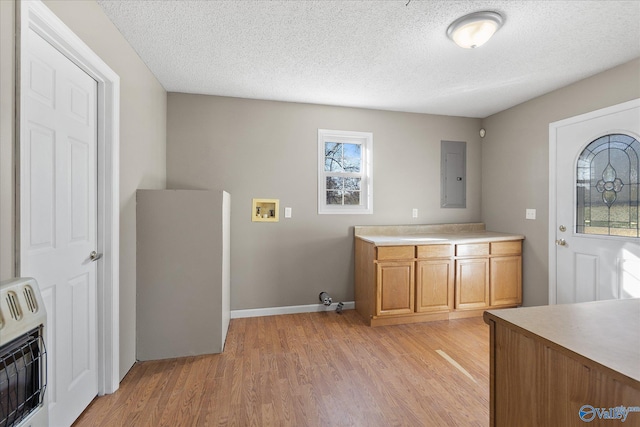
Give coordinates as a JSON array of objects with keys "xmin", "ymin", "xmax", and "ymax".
[
  {"xmin": 284, "ymin": 207, "xmax": 292, "ymax": 218},
  {"xmin": 412, "ymin": 208, "xmax": 418, "ymax": 218},
  {"xmin": 526, "ymin": 208, "xmax": 536, "ymax": 220}
]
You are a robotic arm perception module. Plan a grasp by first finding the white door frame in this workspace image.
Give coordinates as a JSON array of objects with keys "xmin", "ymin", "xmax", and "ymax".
[
  {"xmin": 548, "ymin": 98, "xmax": 640, "ymax": 305},
  {"xmin": 18, "ymin": 0, "xmax": 120, "ymax": 395}
]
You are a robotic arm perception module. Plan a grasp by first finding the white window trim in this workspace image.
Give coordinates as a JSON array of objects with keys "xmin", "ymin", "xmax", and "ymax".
[{"xmin": 318, "ymin": 129, "xmax": 373, "ymax": 214}]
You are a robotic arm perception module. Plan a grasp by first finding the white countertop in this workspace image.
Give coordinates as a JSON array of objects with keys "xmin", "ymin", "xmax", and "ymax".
[{"xmin": 356, "ymin": 231, "xmax": 524, "ymax": 246}]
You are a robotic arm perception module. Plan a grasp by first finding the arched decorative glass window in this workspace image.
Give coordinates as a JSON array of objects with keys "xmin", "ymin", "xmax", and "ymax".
[{"xmin": 576, "ymin": 134, "xmax": 640, "ymax": 237}]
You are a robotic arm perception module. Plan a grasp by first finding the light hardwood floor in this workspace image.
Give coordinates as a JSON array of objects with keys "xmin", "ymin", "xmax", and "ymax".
[{"xmin": 73, "ymin": 310, "xmax": 490, "ymax": 426}]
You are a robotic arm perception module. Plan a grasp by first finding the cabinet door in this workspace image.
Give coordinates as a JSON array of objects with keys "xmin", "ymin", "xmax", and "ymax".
[
  {"xmin": 490, "ymin": 255, "xmax": 522, "ymax": 306},
  {"xmin": 376, "ymin": 261, "xmax": 415, "ymax": 316},
  {"xmin": 416, "ymin": 259, "xmax": 453, "ymax": 312},
  {"xmin": 455, "ymin": 258, "xmax": 489, "ymax": 310}
]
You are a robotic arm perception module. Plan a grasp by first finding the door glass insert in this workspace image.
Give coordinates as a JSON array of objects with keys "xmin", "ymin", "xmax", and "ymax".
[{"xmin": 576, "ymin": 134, "xmax": 640, "ymax": 237}]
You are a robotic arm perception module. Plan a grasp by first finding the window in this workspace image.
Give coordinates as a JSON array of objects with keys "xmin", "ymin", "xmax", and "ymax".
[
  {"xmin": 576, "ymin": 133, "xmax": 640, "ymax": 237},
  {"xmin": 318, "ymin": 129, "xmax": 373, "ymax": 214}
]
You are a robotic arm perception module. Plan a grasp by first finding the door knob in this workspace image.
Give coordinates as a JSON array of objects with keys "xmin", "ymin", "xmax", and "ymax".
[
  {"xmin": 555, "ymin": 239, "xmax": 567, "ymax": 246},
  {"xmin": 90, "ymin": 251, "xmax": 103, "ymax": 261}
]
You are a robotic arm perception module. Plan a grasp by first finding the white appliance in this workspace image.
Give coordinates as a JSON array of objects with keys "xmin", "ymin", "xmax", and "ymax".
[{"xmin": 0, "ymin": 278, "xmax": 48, "ymax": 427}]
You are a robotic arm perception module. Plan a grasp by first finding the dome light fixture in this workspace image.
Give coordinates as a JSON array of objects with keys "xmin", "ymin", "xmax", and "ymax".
[{"xmin": 446, "ymin": 11, "xmax": 504, "ymax": 49}]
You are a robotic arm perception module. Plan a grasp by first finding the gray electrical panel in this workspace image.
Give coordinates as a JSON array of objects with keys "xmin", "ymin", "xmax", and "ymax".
[{"xmin": 441, "ymin": 140, "xmax": 466, "ymax": 208}]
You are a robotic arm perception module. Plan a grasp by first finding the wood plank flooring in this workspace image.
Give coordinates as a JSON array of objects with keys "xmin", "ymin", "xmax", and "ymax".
[{"xmin": 73, "ymin": 310, "xmax": 490, "ymax": 426}]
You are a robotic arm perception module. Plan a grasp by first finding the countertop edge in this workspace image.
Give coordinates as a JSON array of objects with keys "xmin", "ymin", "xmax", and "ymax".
[{"xmin": 355, "ymin": 232, "xmax": 525, "ymax": 246}]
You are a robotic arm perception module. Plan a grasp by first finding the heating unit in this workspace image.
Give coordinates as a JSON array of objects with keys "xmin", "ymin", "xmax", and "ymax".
[{"xmin": 0, "ymin": 278, "xmax": 48, "ymax": 427}]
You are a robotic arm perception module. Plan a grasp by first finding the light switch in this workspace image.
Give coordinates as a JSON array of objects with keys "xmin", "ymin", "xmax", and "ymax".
[
  {"xmin": 284, "ymin": 207, "xmax": 292, "ymax": 218},
  {"xmin": 526, "ymin": 208, "xmax": 536, "ymax": 220},
  {"xmin": 412, "ymin": 208, "xmax": 418, "ymax": 218}
]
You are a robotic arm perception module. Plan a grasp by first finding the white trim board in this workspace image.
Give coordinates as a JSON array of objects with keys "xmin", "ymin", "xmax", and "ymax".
[
  {"xmin": 231, "ymin": 301, "xmax": 355, "ymax": 319},
  {"xmin": 19, "ymin": 0, "xmax": 120, "ymax": 395}
]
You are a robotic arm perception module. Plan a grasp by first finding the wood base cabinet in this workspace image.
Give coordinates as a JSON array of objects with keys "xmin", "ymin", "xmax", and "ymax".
[
  {"xmin": 485, "ymin": 300, "xmax": 640, "ymax": 427},
  {"xmin": 355, "ymin": 238, "xmax": 523, "ymax": 326},
  {"xmin": 489, "ymin": 240, "xmax": 522, "ymax": 307},
  {"xmin": 377, "ymin": 261, "xmax": 414, "ymax": 316},
  {"xmin": 455, "ymin": 258, "xmax": 489, "ymax": 310},
  {"xmin": 490, "ymin": 256, "xmax": 522, "ymax": 306},
  {"xmin": 416, "ymin": 259, "xmax": 454, "ymax": 313}
]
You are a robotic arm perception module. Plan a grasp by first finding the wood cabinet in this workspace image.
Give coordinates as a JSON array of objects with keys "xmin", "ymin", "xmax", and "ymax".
[
  {"xmin": 454, "ymin": 242, "xmax": 490, "ymax": 310},
  {"xmin": 355, "ymin": 236, "xmax": 523, "ymax": 326},
  {"xmin": 378, "ymin": 245, "xmax": 414, "ymax": 261},
  {"xmin": 375, "ymin": 245, "xmax": 415, "ymax": 316},
  {"xmin": 489, "ymin": 241, "xmax": 522, "ymax": 307},
  {"xmin": 416, "ymin": 244, "xmax": 454, "ymax": 313},
  {"xmin": 455, "ymin": 258, "xmax": 489, "ymax": 309},
  {"xmin": 377, "ymin": 261, "xmax": 414, "ymax": 316},
  {"xmin": 454, "ymin": 240, "xmax": 523, "ymax": 311},
  {"xmin": 484, "ymin": 299, "xmax": 640, "ymax": 427},
  {"xmin": 490, "ymin": 256, "xmax": 521, "ymax": 306}
]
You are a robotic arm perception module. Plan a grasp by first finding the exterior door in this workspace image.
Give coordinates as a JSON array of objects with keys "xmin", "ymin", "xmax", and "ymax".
[
  {"xmin": 552, "ymin": 100, "xmax": 640, "ymax": 304},
  {"xmin": 20, "ymin": 27, "xmax": 99, "ymax": 426}
]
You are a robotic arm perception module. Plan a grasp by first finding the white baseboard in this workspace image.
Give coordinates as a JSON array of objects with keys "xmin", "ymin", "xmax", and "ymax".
[{"xmin": 231, "ymin": 301, "xmax": 355, "ymax": 319}]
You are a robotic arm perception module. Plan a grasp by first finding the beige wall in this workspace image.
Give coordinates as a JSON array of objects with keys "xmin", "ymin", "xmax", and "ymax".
[
  {"xmin": 167, "ymin": 94, "xmax": 483, "ymax": 310},
  {"xmin": 0, "ymin": 0, "xmax": 167, "ymax": 379},
  {"xmin": 481, "ymin": 58, "xmax": 640, "ymax": 307}
]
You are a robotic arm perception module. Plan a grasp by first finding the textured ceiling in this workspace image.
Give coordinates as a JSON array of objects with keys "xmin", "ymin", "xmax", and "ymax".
[{"xmin": 96, "ymin": 0, "xmax": 640, "ymax": 118}]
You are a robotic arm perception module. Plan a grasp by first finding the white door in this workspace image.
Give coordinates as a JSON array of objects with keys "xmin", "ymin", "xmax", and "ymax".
[
  {"xmin": 20, "ymin": 27, "xmax": 99, "ymax": 426},
  {"xmin": 552, "ymin": 100, "xmax": 640, "ymax": 304}
]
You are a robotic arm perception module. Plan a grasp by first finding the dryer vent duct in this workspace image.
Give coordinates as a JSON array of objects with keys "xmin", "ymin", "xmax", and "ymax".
[{"xmin": 319, "ymin": 292, "xmax": 332, "ymax": 306}]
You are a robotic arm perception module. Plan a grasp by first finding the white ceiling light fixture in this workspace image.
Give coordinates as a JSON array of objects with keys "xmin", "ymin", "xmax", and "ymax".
[{"xmin": 447, "ymin": 11, "xmax": 504, "ymax": 49}]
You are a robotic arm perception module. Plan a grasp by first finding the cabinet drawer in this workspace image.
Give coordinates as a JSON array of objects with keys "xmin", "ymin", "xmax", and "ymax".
[
  {"xmin": 417, "ymin": 244, "xmax": 453, "ymax": 259},
  {"xmin": 491, "ymin": 240, "xmax": 522, "ymax": 255},
  {"xmin": 377, "ymin": 246, "xmax": 415, "ymax": 260},
  {"xmin": 456, "ymin": 243, "xmax": 489, "ymax": 257}
]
